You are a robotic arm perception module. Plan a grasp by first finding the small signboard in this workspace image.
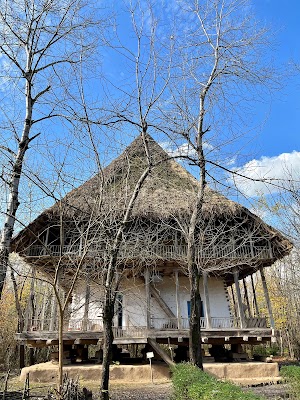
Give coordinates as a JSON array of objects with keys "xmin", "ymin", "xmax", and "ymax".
[{"xmin": 146, "ymin": 352, "xmax": 155, "ymax": 383}]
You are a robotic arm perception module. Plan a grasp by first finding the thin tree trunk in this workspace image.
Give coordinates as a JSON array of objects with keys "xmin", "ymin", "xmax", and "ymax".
[
  {"xmin": 188, "ymin": 264, "xmax": 203, "ymax": 368},
  {"xmin": 58, "ymin": 306, "xmax": 64, "ymax": 399},
  {"xmin": 10, "ymin": 266, "xmax": 25, "ymax": 368},
  {"xmin": 100, "ymin": 300, "xmax": 114, "ymax": 400},
  {"xmin": 0, "ymin": 59, "xmax": 33, "ymax": 298}
]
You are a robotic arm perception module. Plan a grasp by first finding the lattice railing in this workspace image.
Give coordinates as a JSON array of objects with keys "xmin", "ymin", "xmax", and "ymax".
[{"xmin": 27, "ymin": 241, "xmax": 272, "ymax": 260}]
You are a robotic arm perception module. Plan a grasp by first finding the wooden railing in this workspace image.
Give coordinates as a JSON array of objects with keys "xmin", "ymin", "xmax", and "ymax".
[
  {"xmin": 27, "ymin": 241, "xmax": 273, "ymax": 261},
  {"xmin": 24, "ymin": 316, "xmax": 268, "ymax": 334},
  {"xmin": 150, "ymin": 316, "xmax": 268, "ymax": 330}
]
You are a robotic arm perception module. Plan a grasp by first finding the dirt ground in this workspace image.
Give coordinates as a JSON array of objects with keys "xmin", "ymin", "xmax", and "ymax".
[
  {"xmin": 2, "ymin": 372, "xmax": 291, "ymax": 399},
  {"xmin": 0, "ymin": 380, "xmax": 291, "ymax": 399},
  {"xmin": 108, "ymin": 382, "xmax": 172, "ymax": 400},
  {"xmin": 107, "ymin": 382, "xmax": 290, "ymax": 400},
  {"xmin": 109, "ymin": 382, "xmax": 290, "ymax": 400},
  {"xmin": 245, "ymin": 383, "xmax": 289, "ymax": 400}
]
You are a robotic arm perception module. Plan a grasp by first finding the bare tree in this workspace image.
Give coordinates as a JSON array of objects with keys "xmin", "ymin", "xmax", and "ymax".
[
  {"xmin": 0, "ymin": 0, "xmax": 100, "ymax": 298},
  {"xmin": 88, "ymin": 2, "xmax": 174, "ymax": 398},
  {"xmin": 163, "ymin": 0, "xmax": 274, "ymax": 367}
]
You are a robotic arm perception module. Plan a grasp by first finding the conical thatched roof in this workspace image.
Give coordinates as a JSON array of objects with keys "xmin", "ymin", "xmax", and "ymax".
[
  {"xmin": 13, "ymin": 134, "xmax": 292, "ymax": 262},
  {"xmin": 39, "ymin": 134, "xmax": 242, "ymax": 219}
]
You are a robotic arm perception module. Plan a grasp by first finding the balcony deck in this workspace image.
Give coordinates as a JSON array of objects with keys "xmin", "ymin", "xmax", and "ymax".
[{"xmin": 17, "ymin": 316, "xmax": 273, "ymax": 347}]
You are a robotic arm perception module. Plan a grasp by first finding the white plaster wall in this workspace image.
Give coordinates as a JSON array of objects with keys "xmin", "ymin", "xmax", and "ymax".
[
  {"xmin": 121, "ymin": 274, "xmax": 231, "ymax": 327},
  {"xmin": 70, "ymin": 281, "xmax": 103, "ymax": 321},
  {"xmin": 207, "ymin": 277, "xmax": 231, "ymax": 318},
  {"xmin": 69, "ymin": 274, "xmax": 230, "ymax": 328}
]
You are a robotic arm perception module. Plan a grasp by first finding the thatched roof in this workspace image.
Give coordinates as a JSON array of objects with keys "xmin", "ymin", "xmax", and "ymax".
[
  {"xmin": 13, "ymin": 134, "xmax": 292, "ymax": 262},
  {"xmin": 37, "ymin": 134, "xmax": 242, "ymax": 219}
]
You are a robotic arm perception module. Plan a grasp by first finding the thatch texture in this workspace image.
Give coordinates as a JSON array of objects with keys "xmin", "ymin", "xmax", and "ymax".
[{"xmin": 37, "ymin": 134, "xmax": 241, "ymax": 219}]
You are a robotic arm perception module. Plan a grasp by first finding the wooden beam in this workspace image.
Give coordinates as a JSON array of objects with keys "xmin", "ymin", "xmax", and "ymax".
[
  {"xmin": 242, "ymin": 278, "xmax": 251, "ymax": 318},
  {"xmin": 175, "ymin": 270, "xmax": 182, "ymax": 329},
  {"xmin": 233, "ymin": 268, "xmax": 245, "ymax": 329},
  {"xmin": 259, "ymin": 268, "xmax": 275, "ymax": 329},
  {"xmin": 149, "ymin": 284, "xmax": 176, "ymax": 320},
  {"xmin": 250, "ymin": 274, "xmax": 260, "ymax": 317},
  {"xmin": 144, "ymin": 269, "xmax": 151, "ymax": 329},
  {"xmin": 148, "ymin": 338, "xmax": 175, "ymax": 366},
  {"xmin": 49, "ymin": 291, "xmax": 57, "ymax": 331},
  {"xmin": 202, "ymin": 271, "xmax": 211, "ymax": 329},
  {"xmin": 230, "ymin": 285, "xmax": 238, "ymax": 318},
  {"xmin": 83, "ymin": 280, "xmax": 90, "ymax": 330}
]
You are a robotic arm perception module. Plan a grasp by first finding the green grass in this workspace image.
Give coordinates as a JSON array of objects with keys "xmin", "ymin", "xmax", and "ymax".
[
  {"xmin": 171, "ymin": 363, "xmax": 263, "ymax": 400},
  {"xmin": 281, "ymin": 365, "xmax": 300, "ymax": 399}
]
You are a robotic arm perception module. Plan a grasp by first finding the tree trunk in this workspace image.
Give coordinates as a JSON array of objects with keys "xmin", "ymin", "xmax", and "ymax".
[
  {"xmin": 57, "ymin": 307, "xmax": 64, "ymax": 399},
  {"xmin": 100, "ymin": 301, "xmax": 114, "ymax": 400},
  {"xmin": 0, "ymin": 53, "xmax": 33, "ymax": 299},
  {"xmin": 0, "ymin": 249, "xmax": 9, "ymax": 298},
  {"xmin": 189, "ymin": 264, "xmax": 203, "ymax": 368},
  {"xmin": 10, "ymin": 266, "xmax": 26, "ymax": 368}
]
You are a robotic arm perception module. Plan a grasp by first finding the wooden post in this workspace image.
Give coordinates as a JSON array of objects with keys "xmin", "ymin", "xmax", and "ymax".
[
  {"xmin": 250, "ymin": 274, "xmax": 260, "ymax": 317},
  {"xmin": 144, "ymin": 269, "xmax": 151, "ymax": 329},
  {"xmin": 202, "ymin": 271, "xmax": 211, "ymax": 329},
  {"xmin": 40, "ymin": 283, "xmax": 48, "ymax": 331},
  {"xmin": 233, "ymin": 268, "xmax": 245, "ymax": 329},
  {"xmin": 83, "ymin": 280, "xmax": 90, "ymax": 331},
  {"xmin": 259, "ymin": 267, "xmax": 275, "ymax": 329},
  {"xmin": 49, "ymin": 291, "xmax": 57, "ymax": 331},
  {"xmin": 50, "ymin": 268, "xmax": 61, "ymax": 331},
  {"xmin": 174, "ymin": 270, "xmax": 182, "ymax": 329},
  {"xmin": 230, "ymin": 285, "xmax": 238, "ymax": 318},
  {"xmin": 242, "ymin": 278, "xmax": 251, "ymax": 318}
]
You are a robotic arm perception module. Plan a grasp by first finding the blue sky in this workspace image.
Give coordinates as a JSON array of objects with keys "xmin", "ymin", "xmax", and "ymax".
[
  {"xmin": 1, "ymin": 0, "xmax": 300, "ymax": 229},
  {"xmin": 253, "ymin": 0, "xmax": 300, "ymax": 156},
  {"xmin": 231, "ymin": 0, "xmax": 300, "ymax": 196}
]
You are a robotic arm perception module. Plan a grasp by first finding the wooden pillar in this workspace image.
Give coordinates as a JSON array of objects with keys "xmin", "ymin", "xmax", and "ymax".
[
  {"xmin": 83, "ymin": 280, "xmax": 90, "ymax": 331},
  {"xmin": 144, "ymin": 269, "xmax": 151, "ymax": 329},
  {"xmin": 50, "ymin": 269, "xmax": 61, "ymax": 331},
  {"xmin": 242, "ymin": 278, "xmax": 251, "ymax": 318},
  {"xmin": 230, "ymin": 285, "xmax": 238, "ymax": 318},
  {"xmin": 202, "ymin": 271, "xmax": 211, "ymax": 329},
  {"xmin": 49, "ymin": 290, "xmax": 57, "ymax": 331},
  {"xmin": 260, "ymin": 267, "xmax": 275, "ymax": 329},
  {"xmin": 40, "ymin": 285, "xmax": 48, "ymax": 331},
  {"xmin": 250, "ymin": 274, "xmax": 260, "ymax": 317},
  {"xmin": 233, "ymin": 268, "xmax": 245, "ymax": 329},
  {"xmin": 174, "ymin": 270, "xmax": 182, "ymax": 329}
]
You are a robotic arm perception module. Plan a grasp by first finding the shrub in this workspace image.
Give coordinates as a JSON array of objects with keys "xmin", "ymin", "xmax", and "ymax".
[
  {"xmin": 281, "ymin": 365, "xmax": 300, "ymax": 399},
  {"xmin": 253, "ymin": 344, "xmax": 279, "ymax": 357},
  {"xmin": 171, "ymin": 363, "xmax": 263, "ymax": 400}
]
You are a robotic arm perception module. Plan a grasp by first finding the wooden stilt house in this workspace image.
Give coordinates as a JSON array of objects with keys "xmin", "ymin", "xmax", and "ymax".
[{"xmin": 13, "ymin": 135, "xmax": 292, "ymax": 364}]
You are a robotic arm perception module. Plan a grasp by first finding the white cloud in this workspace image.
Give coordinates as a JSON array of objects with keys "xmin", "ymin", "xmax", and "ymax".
[
  {"xmin": 232, "ymin": 151, "xmax": 300, "ymax": 196},
  {"xmin": 160, "ymin": 141, "xmax": 213, "ymax": 159}
]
